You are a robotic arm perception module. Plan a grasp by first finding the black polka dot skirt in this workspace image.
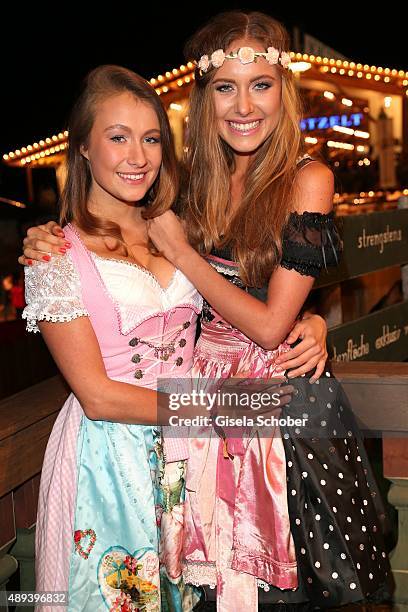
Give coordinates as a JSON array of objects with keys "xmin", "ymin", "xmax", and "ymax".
[{"xmin": 257, "ymin": 371, "xmax": 393, "ymax": 608}]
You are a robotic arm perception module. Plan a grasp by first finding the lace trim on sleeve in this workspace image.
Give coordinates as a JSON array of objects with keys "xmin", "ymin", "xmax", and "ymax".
[
  {"xmin": 280, "ymin": 211, "xmax": 343, "ymax": 278},
  {"xmin": 22, "ymin": 253, "xmax": 89, "ymax": 333}
]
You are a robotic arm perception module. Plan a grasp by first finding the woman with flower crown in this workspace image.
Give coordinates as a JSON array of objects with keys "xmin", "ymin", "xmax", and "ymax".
[{"xmin": 145, "ymin": 11, "xmax": 392, "ymax": 611}]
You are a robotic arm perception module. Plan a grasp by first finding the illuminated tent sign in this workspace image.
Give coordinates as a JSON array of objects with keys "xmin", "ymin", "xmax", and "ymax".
[{"xmin": 301, "ymin": 113, "xmax": 364, "ymax": 131}]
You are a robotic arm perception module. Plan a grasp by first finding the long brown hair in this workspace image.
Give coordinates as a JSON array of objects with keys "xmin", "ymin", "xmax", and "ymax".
[
  {"xmin": 182, "ymin": 11, "xmax": 303, "ymax": 286},
  {"xmin": 59, "ymin": 65, "xmax": 178, "ymax": 246}
]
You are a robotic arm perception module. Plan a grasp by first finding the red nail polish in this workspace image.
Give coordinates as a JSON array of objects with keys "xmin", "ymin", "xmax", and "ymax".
[
  {"xmin": 59, "ymin": 247, "xmax": 67, "ymax": 254},
  {"xmin": 64, "ymin": 241, "xmax": 72, "ymax": 248},
  {"xmin": 42, "ymin": 255, "xmax": 51, "ymax": 262},
  {"xmin": 27, "ymin": 259, "xmax": 33, "ymax": 265}
]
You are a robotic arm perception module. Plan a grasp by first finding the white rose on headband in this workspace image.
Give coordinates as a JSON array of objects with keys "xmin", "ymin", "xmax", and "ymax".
[
  {"xmin": 198, "ymin": 55, "xmax": 210, "ymax": 72},
  {"xmin": 266, "ymin": 47, "xmax": 280, "ymax": 65},
  {"xmin": 238, "ymin": 47, "xmax": 256, "ymax": 64},
  {"xmin": 211, "ymin": 49, "xmax": 226, "ymax": 68},
  {"xmin": 280, "ymin": 51, "xmax": 291, "ymax": 69}
]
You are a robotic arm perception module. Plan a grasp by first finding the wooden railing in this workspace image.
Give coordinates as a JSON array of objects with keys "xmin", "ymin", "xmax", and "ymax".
[
  {"xmin": 0, "ymin": 376, "xmax": 69, "ymax": 607},
  {"xmin": 0, "ymin": 363, "xmax": 407, "ymax": 607}
]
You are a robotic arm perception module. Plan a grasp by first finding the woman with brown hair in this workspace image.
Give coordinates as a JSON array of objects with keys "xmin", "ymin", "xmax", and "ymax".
[{"xmin": 21, "ymin": 65, "xmax": 202, "ymax": 611}]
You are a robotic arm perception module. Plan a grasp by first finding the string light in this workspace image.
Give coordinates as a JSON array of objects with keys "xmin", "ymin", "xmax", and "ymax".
[
  {"xmin": 354, "ymin": 130, "xmax": 370, "ymax": 139},
  {"xmin": 333, "ymin": 126, "xmax": 354, "ymax": 135},
  {"xmin": 327, "ymin": 141, "xmax": 355, "ymax": 150},
  {"xmin": 3, "ymin": 132, "xmax": 69, "ymax": 163},
  {"xmin": 0, "ymin": 196, "xmax": 26, "ymax": 208},
  {"xmin": 289, "ymin": 62, "xmax": 311, "ymax": 72}
]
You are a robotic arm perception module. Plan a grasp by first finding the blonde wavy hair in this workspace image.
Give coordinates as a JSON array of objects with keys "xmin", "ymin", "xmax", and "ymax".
[{"xmin": 182, "ymin": 11, "xmax": 304, "ymax": 286}]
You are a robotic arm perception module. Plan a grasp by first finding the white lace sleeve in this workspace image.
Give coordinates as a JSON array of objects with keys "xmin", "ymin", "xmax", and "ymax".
[{"xmin": 22, "ymin": 252, "xmax": 89, "ymax": 333}]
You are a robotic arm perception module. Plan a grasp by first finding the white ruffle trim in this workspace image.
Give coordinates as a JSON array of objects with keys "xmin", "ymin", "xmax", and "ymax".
[
  {"xmin": 208, "ymin": 260, "xmax": 238, "ymax": 276},
  {"xmin": 183, "ymin": 562, "xmax": 274, "ymax": 591},
  {"xmin": 183, "ymin": 562, "xmax": 217, "ymax": 589},
  {"xmin": 23, "ymin": 309, "xmax": 89, "ymax": 333},
  {"xmin": 22, "ymin": 253, "xmax": 89, "ymax": 333}
]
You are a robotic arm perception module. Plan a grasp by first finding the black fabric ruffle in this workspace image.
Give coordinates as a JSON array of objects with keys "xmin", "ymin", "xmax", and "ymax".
[{"xmin": 280, "ymin": 211, "xmax": 343, "ymax": 278}]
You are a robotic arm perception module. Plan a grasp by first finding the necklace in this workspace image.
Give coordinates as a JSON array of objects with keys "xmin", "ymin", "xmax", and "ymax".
[{"xmin": 129, "ymin": 321, "xmax": 191, "ymax": 363}]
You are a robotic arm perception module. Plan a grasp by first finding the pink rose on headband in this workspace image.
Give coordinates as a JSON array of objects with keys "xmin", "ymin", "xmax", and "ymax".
[
  {"xmin": 198, "ymin": 55, "xmax": 210, "ymax": 72},
  {"xmin": 238, "ymin": 47, "xmax": 255, "ymax": 64},
  {"xmin": 211, "ymin": 49, "xmax": 226, "ymax": 68},
  {"xmin": 280, "ymin": 51, "xmax": 291, "ymax": 68},
  {"xmin": 266, "ymin": 47, "xmax": 280, "ymax": 65}
]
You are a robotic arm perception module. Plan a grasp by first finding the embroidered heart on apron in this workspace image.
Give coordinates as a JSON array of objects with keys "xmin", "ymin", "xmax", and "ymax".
[
  {"xmin": 74, "ymin": 529, "xmax": 97, "ymax": 560},
  {"xmin": 98, "ymin": 546, "xmax": 160, "ymax": 611}
]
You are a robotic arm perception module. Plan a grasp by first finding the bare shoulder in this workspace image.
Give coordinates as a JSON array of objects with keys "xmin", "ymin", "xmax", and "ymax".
[{"xmin": 293, "ymin": 161, "xmax": 334, "ymax": 214}]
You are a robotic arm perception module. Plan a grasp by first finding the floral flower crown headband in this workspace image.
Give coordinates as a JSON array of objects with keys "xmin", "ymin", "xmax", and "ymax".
[{"xmin": 196, "ymin": 46, "xmax": 292, "ymax": 74}]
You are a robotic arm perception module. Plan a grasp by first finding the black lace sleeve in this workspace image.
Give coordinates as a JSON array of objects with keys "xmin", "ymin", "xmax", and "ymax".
[{"xmin": 280, "ymin": 211, "xmax": 342, "ymax": 278}]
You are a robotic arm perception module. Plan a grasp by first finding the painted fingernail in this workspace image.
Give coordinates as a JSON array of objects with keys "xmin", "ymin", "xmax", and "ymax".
[
  {"xmin": 42, "ymin": 255, "xmax": 51, "ymax": 262},
  {"xmin": 59, "ymin": 247, "xmax": 67, "ymax": 254},
  {"xmin": 27, "ymin": 259, "xmax": 33, "ymax": 265},
  {"xmin": 64, "ymin": 241, "xmax": 72, "ymax": 248}
]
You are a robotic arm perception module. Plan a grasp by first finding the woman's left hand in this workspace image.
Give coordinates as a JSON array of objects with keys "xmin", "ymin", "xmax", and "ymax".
[
  {"xmin": 275, "ymin": 313, "xmax": 328, "ymax": 383},
  {"xmin": 147, "ymin": 210, "xmax": 192, "ymax": 264}
]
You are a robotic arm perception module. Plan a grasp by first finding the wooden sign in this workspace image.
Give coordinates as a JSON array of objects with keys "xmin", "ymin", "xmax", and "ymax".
[
  {"xmin": 328, "ymin": 300, "xmax": 408, "ymax": 362},
  {"xmin": 317, "ymin": 209, "xmax": 408, "ymax": 287}
]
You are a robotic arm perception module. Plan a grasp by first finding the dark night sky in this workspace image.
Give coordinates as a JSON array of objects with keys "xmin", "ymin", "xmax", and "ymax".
[{"xmin": 1, "ymin": 2, "xmax": 404, "ymax": 156}]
